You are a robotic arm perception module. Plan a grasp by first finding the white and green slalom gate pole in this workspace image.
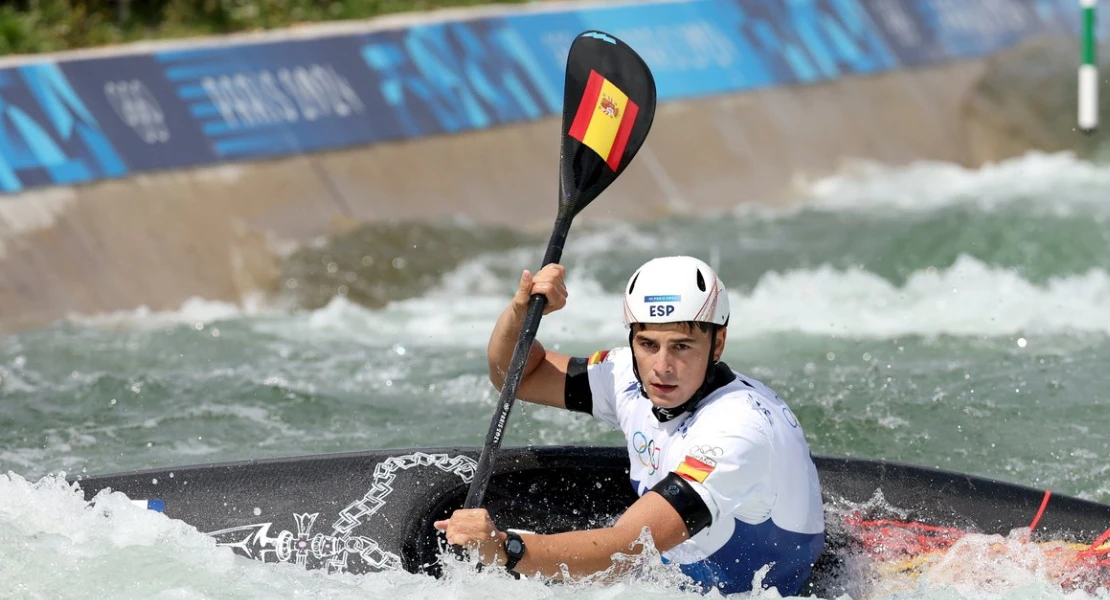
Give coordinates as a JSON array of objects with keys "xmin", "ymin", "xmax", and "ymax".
[{"xmin": 1079, "ymin": 0, "xmax": 1098, "ymax": 132}]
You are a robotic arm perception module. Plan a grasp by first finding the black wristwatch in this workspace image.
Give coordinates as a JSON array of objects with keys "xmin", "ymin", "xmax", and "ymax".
[{"xmin": 503, "ymin": 531, "xmax": 526, "ymax": 572}]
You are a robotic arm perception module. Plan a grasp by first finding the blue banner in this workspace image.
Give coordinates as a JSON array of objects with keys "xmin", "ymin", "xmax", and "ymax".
[
  {"xmin": 0, "ymin": 63, "xmax": 128, "ymax": 192},
  {"xmin": 59, "ymin": 54, "xmax": 215, "ymax": 173},
  {"xmin": 730, "ymin": 0, "xmax": 898, "ymax": 84},
  {"xmin": 0, "ymin": 0, "xmax": 1097, "ymax": 194},
  {"xmin": 858, "ymin": 0, "xmax": 1063, "ymax": 66},
  {"xmin": 154, "ymin": 37, "xmax": 382, "ymax": 159},
  {"xmin": 356, "ymin": 19, "xmax": 561, "ymax": 140},
  {"xmin": 507, "ymin": 1, "xmax": 777, "ymax": 101}
]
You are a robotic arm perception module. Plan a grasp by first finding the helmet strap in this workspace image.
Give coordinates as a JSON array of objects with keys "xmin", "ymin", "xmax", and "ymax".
[{"xmin": 629, "ymin": 325, "xmax": 735, "ymax": 423}]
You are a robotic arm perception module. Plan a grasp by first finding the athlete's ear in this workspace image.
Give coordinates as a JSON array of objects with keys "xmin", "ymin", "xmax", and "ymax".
[{"xmin": 714, "ymin": 327, "xmax": 727, "ymax": 361}]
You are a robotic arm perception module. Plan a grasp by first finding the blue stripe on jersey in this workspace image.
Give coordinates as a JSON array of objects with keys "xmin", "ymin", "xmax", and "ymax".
[{"xmin": 671, "ymin": 518, "xmax": 824, "ymax": 596}]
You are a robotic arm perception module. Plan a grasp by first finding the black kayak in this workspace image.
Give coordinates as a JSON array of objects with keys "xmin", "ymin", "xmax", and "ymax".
[{"xmin": 73, "ymin": 446, "xmax": 1110, "ymax": 596}]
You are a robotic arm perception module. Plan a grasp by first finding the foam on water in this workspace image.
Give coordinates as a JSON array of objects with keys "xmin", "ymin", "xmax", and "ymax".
[
  {"xmin": 731, "ymin": 254, "xmax": 1110, "ymax": 339},
  {"xmin": 786, "ymin": 151, "xmax": 1110, "ymax": 216},
  {"xmin": 63, "ymin": 293, "xmax": 277, "ymax": 330},
  {"xmin": 262, "ymin": 253, "xmax": 1110, "ymax": 349}
]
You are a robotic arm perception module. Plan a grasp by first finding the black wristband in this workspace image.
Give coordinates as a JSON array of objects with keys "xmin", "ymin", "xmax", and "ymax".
[
  {"xmin": 564, "ymin": 357, "xmax": 593, "ymax": 414},
  {"xmin": 650, "ymin": 472, "xmax": 713, "ymax": 537}
]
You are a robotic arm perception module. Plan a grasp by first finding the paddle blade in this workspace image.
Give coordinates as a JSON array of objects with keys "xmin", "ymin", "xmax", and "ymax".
[{"xmin": 560, "ymin": 31, "xmax": 657, "ymax": 219}]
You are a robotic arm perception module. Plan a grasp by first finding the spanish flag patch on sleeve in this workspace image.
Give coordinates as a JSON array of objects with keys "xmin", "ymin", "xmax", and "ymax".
[
  {"xmin": 588, "ymin": 350, "xmax": 609, "ymax": 365},
  {"xmin": 675, "ymin": 456, "xmax": 715, "ymax": 483}
]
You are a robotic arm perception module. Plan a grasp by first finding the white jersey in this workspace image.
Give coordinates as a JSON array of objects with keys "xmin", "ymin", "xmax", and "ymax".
[{"xmin": 579, "ymin": 347, "xmax": 825, "ymax": 595}]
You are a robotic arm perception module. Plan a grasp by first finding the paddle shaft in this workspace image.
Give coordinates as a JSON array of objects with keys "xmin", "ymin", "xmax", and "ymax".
[
  {"xmin": 460, "ymin": 29, "xmax": 657, "ymax": 510},
  {"xmin": 464, "ymin": 216, "xmax": 572, "ymax": 509}
]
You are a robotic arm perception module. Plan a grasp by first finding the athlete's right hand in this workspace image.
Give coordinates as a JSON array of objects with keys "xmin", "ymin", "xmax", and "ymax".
[{"xmin": 514, "ymin": 264, "xmax": 567, "ymax": 315}]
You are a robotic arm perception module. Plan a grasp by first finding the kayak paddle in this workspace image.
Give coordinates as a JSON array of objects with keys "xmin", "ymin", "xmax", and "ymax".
[{"xmin": 464, "ymin": 30, "xmax": 658, "ymax": 509}]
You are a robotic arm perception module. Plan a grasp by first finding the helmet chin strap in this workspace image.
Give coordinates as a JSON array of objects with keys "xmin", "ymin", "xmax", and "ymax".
[{"xmin": 628, "ymin": 326, "xmax": 736, "ymax": 423}]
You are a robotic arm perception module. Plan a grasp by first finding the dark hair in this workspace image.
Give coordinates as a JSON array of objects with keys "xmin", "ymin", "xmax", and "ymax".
[{"xmin": 632, "ymin": 321, "xmax": 715, "ymax": 335}]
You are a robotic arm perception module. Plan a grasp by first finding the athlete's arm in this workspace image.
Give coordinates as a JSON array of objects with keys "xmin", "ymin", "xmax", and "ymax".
[
  {"xmin": 487, "ymin": 264, "xmax": 572, "ymax": 409},
  {"xmin": 435, "ymin": 485, "xmax": 698, "ymax": 581}
]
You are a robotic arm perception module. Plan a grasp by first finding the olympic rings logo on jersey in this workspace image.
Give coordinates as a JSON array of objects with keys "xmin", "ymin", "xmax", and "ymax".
[
  {"xmin": 688, "ymin": 444, "xmax": 723, "ymax": 467},
  {"xmin": 632, "ymin": 431, "xmax": 661, "ymax": 474},
  {"xmin": 690, "ymin": 444, "xmax": 723, "ymax": 458}
]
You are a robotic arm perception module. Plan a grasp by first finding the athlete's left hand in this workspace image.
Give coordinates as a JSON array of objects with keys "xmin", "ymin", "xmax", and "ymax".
[{"xmin": 434, "ymin": 508, "xmax": 507, "ymax": 566}]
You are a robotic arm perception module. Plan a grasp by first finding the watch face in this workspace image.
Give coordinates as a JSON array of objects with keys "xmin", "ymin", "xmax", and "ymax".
[{"xmin": 507, "ymin": 539, "xmax": 524, "ymax": 555}]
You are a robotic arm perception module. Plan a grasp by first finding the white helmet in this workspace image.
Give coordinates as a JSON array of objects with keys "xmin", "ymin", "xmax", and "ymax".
[{"xmin": 622, "ymin": 256, "xmax": 730, "ymax": 328}]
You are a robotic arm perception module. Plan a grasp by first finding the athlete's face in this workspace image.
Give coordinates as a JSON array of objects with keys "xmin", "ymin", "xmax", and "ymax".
[{"xmin": 631, "ymin": 323, "xmax": 727, "ymax": 409}]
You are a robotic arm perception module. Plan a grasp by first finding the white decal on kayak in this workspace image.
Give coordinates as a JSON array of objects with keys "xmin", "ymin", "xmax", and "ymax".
[{"xmin": 207, "ymin": 452, "xmax": 477, "ymax": 573}]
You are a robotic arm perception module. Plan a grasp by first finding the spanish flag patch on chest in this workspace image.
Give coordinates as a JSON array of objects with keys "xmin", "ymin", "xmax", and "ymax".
[{"xmin": 675, "ymin": 456, "xmax": 715, "ymax": 483}]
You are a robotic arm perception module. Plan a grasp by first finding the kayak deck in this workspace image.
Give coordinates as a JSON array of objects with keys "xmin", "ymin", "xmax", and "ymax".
[{"xmin": 74, "ymin": 446, "xmax": 1110, "ymax": 595}]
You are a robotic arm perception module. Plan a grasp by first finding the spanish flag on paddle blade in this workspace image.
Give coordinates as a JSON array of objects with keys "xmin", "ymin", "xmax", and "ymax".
[{"xmin": 568, "ymin": 70, "xmax": 640, "ymax": 171}]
